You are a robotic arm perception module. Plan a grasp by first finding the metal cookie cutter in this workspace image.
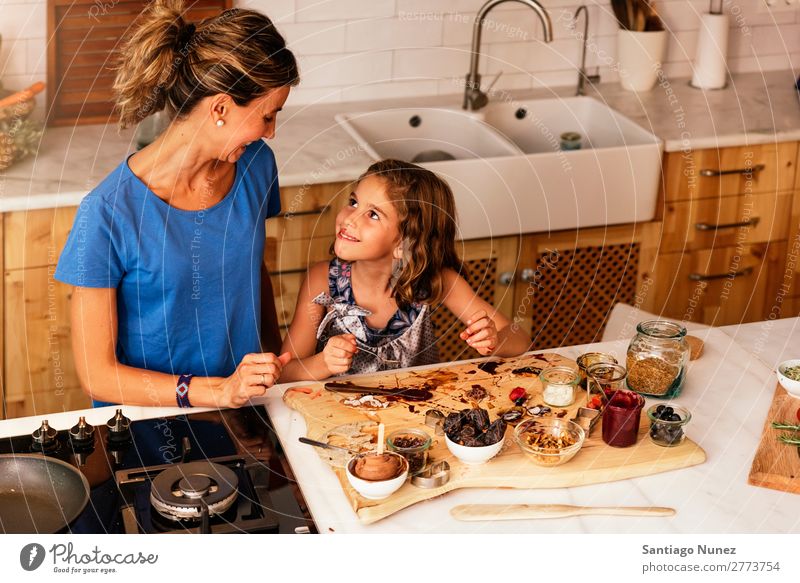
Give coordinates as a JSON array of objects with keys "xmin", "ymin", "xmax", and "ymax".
[
  {"xmin": 425, "ymin": 409, "xmax": 445, "ymax": 435},
  {"xmin": 572, "ymin": 407, "xmax": 601, "ymax": 436},
  {"xmin": 411, "ymin": 460, "xmax": 450, "ymax": 489}
]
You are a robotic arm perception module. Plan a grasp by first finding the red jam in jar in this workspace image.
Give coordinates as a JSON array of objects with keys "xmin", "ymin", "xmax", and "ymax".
[{"xmin": 601, "ymin": 390, "xmax": 645, "ymax": 448}]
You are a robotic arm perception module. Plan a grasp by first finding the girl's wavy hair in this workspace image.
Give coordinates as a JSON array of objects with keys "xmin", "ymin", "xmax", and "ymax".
[
  {"xmin": 357, "ymin": 159, "xmax": 464, "ymax": 308},
  {"xmin": 112, "ymin": 0, "xmax": 299, "ymax": 129}
]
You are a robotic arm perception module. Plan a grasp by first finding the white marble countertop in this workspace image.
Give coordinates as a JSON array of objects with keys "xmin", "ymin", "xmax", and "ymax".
[
  {"xmin": 1, "ymin": 317, "xmax": 797, "ymax": 533},
  {"xmin": 1, "ymin": 70, "xmax": 798, "ymax": 213}
]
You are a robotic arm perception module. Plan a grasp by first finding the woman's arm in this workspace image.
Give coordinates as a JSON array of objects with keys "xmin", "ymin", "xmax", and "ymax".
[
  {"xmin": 71, "ymin": 286, "xmax": 289, "ymax": 408},
  {"xmin": 440, "ymin": 269, "xmax": 531, "ymax": 357},
  {"xmin": 279, "ymin": 262, "xmax": 357, "ymax": 382}
]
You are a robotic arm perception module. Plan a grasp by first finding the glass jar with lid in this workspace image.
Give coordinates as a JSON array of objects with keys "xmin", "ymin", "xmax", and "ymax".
[{"xmin": 626, "ymin": 320, "xmax": 690, "ymax": 399}]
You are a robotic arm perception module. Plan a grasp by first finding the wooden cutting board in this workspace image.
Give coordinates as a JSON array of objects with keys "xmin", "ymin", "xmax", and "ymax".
[
  {"xmin": 284, "ymin": 353, "xmax": 706, "ymax": 524},
  {"xmin": 748, "ymin": 383, "xmax": 800, "ymax": 494}
]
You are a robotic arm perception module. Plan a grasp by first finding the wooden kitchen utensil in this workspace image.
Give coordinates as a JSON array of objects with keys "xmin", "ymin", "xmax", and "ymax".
[
  {"xmin": 450, "ymin": 503, "xmax": 676, "ymax": 521},
  {"xmin": 285, "ymin": 353, "xmax": 706, "ymax": 525},
  {"xmin": 748, "ymin": 382, "xmax": 800, "ymax": 494}
]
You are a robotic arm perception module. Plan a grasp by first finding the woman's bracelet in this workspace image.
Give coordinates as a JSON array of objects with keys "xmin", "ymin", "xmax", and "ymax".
[{"xmin": 176, "ymin": 373, "xmax": 193, "ymax": 408}]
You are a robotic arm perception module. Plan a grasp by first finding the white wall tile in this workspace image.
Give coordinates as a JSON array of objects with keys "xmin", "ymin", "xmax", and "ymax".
[
  {"xmin": 238, "ymin": 0, "xmax": 297, "ymax": 23},
  {"xmin": 281, "ymin": 20, "xmax": 346, "ymax": 54},
  {"xmin": 345, "ymin": 17, "xmax": 442, "ymax": 52},
  {"xmin": 340, "ymin": 79, "xmax": 440, "ymax": 101},
  {"xmin": 26, "ymin": 36, "xmax": 46, "ymax": 76},
  {"xmin": 295, "ymin": 0, "xmax": 395, "ymax": 22},
  {"xmin": 1, "ymin": 38, "xmax": 27, "ymax": 76},
  {"xmin": 393, "ymin": 46, "xmax": 469, "ymax": 79},
  {"xmin": 0, "ymin": 3, "xmax": 46, "ymax": 39},
  {"xmin": 299, "ymin": 51, "xmax": 393, "ymax": 87}
]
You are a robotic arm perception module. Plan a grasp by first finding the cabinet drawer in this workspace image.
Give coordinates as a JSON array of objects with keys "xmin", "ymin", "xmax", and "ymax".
[
  {"xmin": 663, "ymin": 142, "xmax": 797, "ymax": 202},
  {"xmin": 650, "ymin": 241, "xmax": 786, "ymax": 325},
  {"xmin": 661, "ymin": 191, "xmax": 792, "ymax": 252},
  {"xmin": 270, "ymin": 182, "xmax": 349, "ymax": 241},
  {"xmin": 4, "ymin": 206, "xmax": 78, "ymax": 270}
]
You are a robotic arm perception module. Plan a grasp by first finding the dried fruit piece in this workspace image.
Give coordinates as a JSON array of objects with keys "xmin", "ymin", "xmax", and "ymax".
[{"xmin": 509, "ymin": 387, "xmax": 527, "ymax": 402}]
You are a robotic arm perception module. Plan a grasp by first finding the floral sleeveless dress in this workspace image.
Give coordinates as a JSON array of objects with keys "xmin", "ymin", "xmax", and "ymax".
[{"xmin": 313, "ymin": 258, "xmax": 439, "ymax": 375}]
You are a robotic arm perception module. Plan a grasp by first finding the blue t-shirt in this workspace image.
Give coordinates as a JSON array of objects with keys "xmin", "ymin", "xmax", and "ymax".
[{"xmin": 55, "ymin": 140, "xmax": 281, "ymax": 405}]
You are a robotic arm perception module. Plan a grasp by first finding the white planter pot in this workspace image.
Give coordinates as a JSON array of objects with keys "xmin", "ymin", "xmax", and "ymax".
[{"xmin": 617, "ymin": 30, "xmax": 667, "ymax": 92}]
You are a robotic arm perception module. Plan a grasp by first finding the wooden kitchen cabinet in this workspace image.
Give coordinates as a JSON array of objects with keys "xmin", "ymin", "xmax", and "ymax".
[
  {"xmin": 648, "ymin": 142, "xmax": 799, "ymax": 326},
  {"xmin": 516, "ymin": 223, "xmax": 659, "ymax": 350}
]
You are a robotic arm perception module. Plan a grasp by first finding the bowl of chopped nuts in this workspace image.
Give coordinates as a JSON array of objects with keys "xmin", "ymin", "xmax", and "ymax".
[
  {"xmin": 777, "ymin": 359, "xmax": 800, "ymax": 398},
  {"xmin": 513, "ymin": 418, "xmax": 585, "ymax": 466}
]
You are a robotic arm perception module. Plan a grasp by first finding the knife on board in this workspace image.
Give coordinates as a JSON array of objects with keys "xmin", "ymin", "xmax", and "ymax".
[{"xmin": 450, "ymin": 504, "xmax": 676, "ymax": 521}]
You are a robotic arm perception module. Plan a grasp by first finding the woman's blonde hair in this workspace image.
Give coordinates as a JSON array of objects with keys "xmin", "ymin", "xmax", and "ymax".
[
  {"xmin": 357, "ymin": 159, "xmax": 463, "ymax": 308},
  {"xmin": 113, "ymin": 0, "xmax": 299, "ymax": 129}
]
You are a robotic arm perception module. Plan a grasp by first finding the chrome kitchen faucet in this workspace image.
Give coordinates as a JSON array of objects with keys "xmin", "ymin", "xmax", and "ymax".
[
  {"xmin": 574, "ymin": 5, "xmax": 601, "ymax": 96},
  {"xmin": 463, "ymin": 0, "xmax": 553, "ymax": 111}
]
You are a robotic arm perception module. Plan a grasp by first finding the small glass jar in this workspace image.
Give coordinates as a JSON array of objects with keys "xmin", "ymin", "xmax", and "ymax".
[
  {"xmin": 647, "ymin": 404, "xmax": 691, "ymax": 447},
  {"xmin": 577, "ymin": 352, "xmax": 619, "ymax": 391},
  {"xmin": 387, "ymin": 428, "xmax": 431, "ymax": 475},
  {"xmin": 586, "ymin": 362, "xmax": 627, "ymax": 399},
  {"xmin": 626, "ymin": 320, "xmax": 690, "ymax": 399},
  {"xmin": 601, "ymin": 390, "xmax": 644, "ymax": 448},
  {"xmin": 540, "ymin": 366, "xmax": 580, "ymax": 408}
]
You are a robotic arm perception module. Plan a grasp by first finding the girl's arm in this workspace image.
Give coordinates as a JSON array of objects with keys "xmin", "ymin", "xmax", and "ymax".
[
  {"xmin": 279, "ymin": 262, "xmax": 357, "ymax": 382},
  {"xmin": 71, "ymin": 286, "xmax": 289, "ymax": 408},
  {"xmin": 440, "ymin": 268, "xmax": 531, "ymax": 357}
]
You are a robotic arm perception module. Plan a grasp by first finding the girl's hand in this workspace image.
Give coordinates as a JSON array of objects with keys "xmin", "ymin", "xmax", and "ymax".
[
  {"xmin": 322, "ymin": 334, "xmax": 358, "ymax": 376},
  {"xmin": 218, "ymin": 352, "xmax": 292, "ymax": 408},
  {"xmin": 460, "ymin": 310, "xmax": 498, "ymax": 356}
]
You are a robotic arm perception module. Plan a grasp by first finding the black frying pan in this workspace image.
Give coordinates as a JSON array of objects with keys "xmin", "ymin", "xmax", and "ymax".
[{"xmin": 0, "ymin": 454, "xmax": 90, "ymax": 533}]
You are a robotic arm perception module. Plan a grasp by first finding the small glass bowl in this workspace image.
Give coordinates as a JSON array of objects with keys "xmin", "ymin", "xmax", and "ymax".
[
  {"xmin": 577, "ymin": 352, "xmax": 618, "ymax": 390},
  {"xmin": 514, "ymin": 418, "xmax": 585, "ymax": 466},
  {"xmin": 387, "ymin": 428, "xmax": 432, "ymax": 474},
  {"xmin": 540, "ymin": 366, "xmax": 580, "ymax": 407},
  {"xmin": 646, "ymin": 404, "xmax": 692, "ymax": 447}
]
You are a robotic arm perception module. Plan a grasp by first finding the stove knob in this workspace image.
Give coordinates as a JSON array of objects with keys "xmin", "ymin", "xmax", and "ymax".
[
  {"xmin": 106, "ymin": 409, "xmax": 131, "ymax": 442},
  {"xmin": 31, "ymin": 420, "xmax": 58, "ymax": 451},
  {"xmin": 69, "ymin": 416, "xmax": 95, "ymax": 444}
]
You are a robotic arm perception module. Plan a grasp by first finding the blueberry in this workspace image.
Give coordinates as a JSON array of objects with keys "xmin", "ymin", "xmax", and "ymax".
[
  {"xmin": 656, "ymin": 405, "xmax": 665, "ymax": 414},
  {"xmin": 664, "ymin": 407, "xmax": 674, "ymax": 417},
  {"xmin": 669, "ymin": 414, "xmax": 681, "ymax": 422}
]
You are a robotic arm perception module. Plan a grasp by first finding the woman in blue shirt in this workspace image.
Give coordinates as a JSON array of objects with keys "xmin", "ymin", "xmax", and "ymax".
[{"xmin": 55, "ymin": 1, "xmax": 299, "ymax": 410}]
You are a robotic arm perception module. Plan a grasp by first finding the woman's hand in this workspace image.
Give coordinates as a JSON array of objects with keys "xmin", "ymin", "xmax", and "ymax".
[
  {"xmin": 322, "ymin": 334, "xmax": 358, "ymax": 375},
  {"xmin": 218, "ymin": 352, "xmax": 292, "ymax": 408},
  {"xmin": 460, "ymin": 310, "xmax": 498, "ymax": 356}
]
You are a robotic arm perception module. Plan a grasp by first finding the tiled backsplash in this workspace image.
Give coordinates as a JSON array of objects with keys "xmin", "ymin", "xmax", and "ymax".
[{"xmin": 1, "ymin": 0, "xmax": 798, "ymax": 113}]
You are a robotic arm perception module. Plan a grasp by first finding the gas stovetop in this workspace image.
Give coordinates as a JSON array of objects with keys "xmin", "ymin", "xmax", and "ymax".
[{"xmin": 0, "ymin": 406, "xmax": 315, "ymax": 534}]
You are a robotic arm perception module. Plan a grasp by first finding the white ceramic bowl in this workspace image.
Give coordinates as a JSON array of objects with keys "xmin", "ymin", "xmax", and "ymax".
[
  {"xmin": 345, "ymin": 452, "xmax": 409, "ymax": 500},
  {"xmin": 445, "ymin": 434, "xmax": 504, "ymax": 465},
  {"xmin": 777, "ymin": 359, "xmax": 800, "ymax": 398}
]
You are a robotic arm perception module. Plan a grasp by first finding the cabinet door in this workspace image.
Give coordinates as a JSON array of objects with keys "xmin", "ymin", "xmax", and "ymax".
[
  {"xmin": 516, "ymin": 224, "xmax": 657, "ymax": 350},
  {"xmin": 4, "ymin": 266, "xmax": 89, "ymax": 417},
  {"xmin": 648, "ymin": 241, "xmax": 786, "ymax": 325},
  {"xmin": 431, "ymin": 236, "xmax": 521, "ymax": 363}
]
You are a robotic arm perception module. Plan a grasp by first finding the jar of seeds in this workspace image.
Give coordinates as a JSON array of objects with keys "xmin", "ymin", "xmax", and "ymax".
[{"xmin": 626, "ymin": 321, "xmax": 689, "ymax": 399}]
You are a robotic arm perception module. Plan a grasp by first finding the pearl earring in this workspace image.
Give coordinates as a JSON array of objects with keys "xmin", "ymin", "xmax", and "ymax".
[{"xmin": 216, "ymin": 119, "xmax": 225, "ymax": 127}]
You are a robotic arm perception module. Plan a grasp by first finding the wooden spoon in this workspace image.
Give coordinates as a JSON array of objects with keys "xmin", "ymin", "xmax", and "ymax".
[{"xmin": 451, "ymin": 504, "xmax": 675, "ymax": 521}]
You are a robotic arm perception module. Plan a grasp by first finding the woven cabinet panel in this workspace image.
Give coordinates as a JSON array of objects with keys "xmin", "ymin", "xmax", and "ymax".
[
  {"xmin": 431, "ymin": 258, "xmax": 497, "ymax": 363},
  {"xmin": 530, "ymin": 243, "xmax": 640, "ymax": 350}
]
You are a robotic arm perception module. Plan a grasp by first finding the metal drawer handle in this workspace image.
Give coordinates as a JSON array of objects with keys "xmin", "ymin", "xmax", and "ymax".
[
  {"xmin": 688, "ymin": 266, "xmax": 753, "ymax": 281},
  {"xmin": 274, "ymin": 205, "xmax": 329, "ymax": 219},
  {"xmin": 699, "ymin": 164, "xmax": 765, "ymax": 177},
  {"xmin": 695, "ymin": 217, "xmax": 760, "ymax": 231}
]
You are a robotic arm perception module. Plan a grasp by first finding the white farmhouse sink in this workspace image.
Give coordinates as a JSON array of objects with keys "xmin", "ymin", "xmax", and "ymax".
[
  {"xmin": 335, "ymin": 108, "xmax": 518, "ymax": 162},
  {"xmin": 336, "ymin": 97, "xmax": 663, "ymax": 240}
]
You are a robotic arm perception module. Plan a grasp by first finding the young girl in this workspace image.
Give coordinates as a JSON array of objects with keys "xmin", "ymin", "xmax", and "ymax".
[{"xmin": 279, "ymin": 159, "xmax": 531, "ymax": 382}]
